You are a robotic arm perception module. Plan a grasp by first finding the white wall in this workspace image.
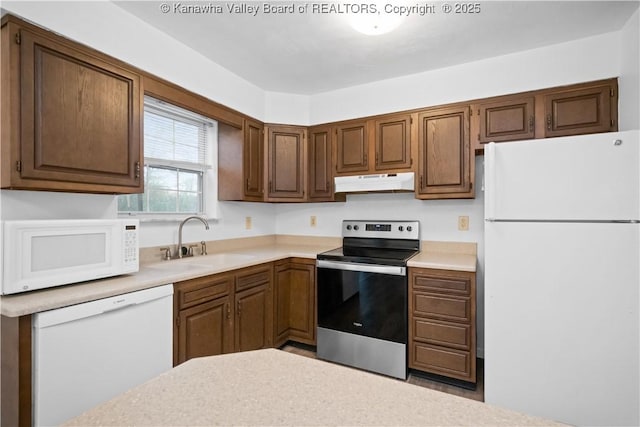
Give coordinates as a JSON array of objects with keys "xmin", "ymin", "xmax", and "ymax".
[
  {"xmin": 309, "ymin": 31, "xmax": 621, "ymax": 124},
  {"xmin": 619, "ymin": 8, "xmax": 640, "ymax": 131}
]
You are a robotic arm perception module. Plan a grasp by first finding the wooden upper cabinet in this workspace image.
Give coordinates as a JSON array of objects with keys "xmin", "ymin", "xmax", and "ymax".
[
  {"xmin": 266, "ymin": 125, "xmax": 306, "ymax": 200},
  {"xmin": 543, "ymin": 80, "xmax": 617, "ymax": 138},
  {"xmin": 335, "ymin": 121, "xmax": 369, "ymax": 175},
  {"xmin": 416, "ymin": 106, "xmax": 473, "ymax": 199},
  {"xmin": 374, "ymin": 114, "xmax": 412, "ymax": 171},
  {"xmin": 308, "ymin": 125, "xmax": 334, "ymax": 201},
  {"xmin": 244, "ymin": 119, "xmax": 264, "ymax": 200},
  {"xmin": 2, "ymin": 22, "xmax": 143, "ymax": 193},
  {"xmin": 473, "ymin": 95, "xmax": 535, "ymax": 146}
]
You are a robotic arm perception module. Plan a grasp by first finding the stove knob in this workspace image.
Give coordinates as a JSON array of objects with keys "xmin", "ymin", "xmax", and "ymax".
[
  {"xmin": 407, "ymin": 226, "xmax": 413, "ymax": 232},
  {"xmin": 354, "ymin": 225, "xmax": 359, "ymax": 231},
  {"xmin": 346, "ymin": 225, "xmax": 352, "ymax": 230},
  {"xmin": 398, "ymin": 226, "xmax": 404, "ymax": 232}
]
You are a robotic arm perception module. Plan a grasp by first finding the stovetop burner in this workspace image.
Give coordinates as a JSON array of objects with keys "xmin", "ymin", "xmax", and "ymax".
[{"xmin": 317, "ymin": 220, "xmax": 420, "ymax": 266}]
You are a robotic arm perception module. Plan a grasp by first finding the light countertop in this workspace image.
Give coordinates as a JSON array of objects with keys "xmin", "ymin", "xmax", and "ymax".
[
  {"xmin": 64, "ymin": 348, "xmax": 562, "ymax": 427},
  {"xmin": 0, "ymin": 236, "xmax": 477, "ymax": 317}
]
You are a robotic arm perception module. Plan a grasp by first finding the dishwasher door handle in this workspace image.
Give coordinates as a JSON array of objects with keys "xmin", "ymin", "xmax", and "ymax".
[{"xmin": 316, "ymin": 260, "xmax": 406, "ymax": 276}]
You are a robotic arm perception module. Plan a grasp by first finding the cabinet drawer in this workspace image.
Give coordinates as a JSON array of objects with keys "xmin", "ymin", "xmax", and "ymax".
[
  {"xmin": 410, "ymin": 343, "xmax": 473, "ymax": 382},
  {"xmin": 413, "ymin": 293, "xmax": 470, "ymax": 323},
  {"xmin": 175, "ymin": 274, "xmax": 233, "ymax": 310},
  {"xmin": 412, "ymin": 274, "xmax": 471, "ymax": 296},
  {"xmin": 413, "ymin": 318, "xmax": 471, "ymax": 350},
  {"xmin": 235, "ymin": 263, "xmax": 273, "ymax": 292}
]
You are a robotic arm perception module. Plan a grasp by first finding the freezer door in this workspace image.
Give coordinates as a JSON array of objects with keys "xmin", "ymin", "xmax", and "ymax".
[
  {"xmin": 484, "ymin": 130, "xmax": 639, "ymax": 221},
  {"xmin": 484, "ymin": 222, "xmax": 639, "ymax": 426}
]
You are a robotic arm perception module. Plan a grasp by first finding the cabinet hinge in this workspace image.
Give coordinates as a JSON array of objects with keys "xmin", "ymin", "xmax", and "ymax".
[
  {"xmin": 15, "ymin": 32, "xmax": 21, "ymax": 45},
  {"xmin": 15, "ymin": 161, "xmax": 21, "ymax": 172},
  {"xmin": 134, "ymin": 161, "xmax": 141, "ymax": 179}
]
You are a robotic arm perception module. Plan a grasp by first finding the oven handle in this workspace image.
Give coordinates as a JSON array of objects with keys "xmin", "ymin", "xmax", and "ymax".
[{"xmin": 316, "ymin": 260, "xmax": 406, "ymax": 276}]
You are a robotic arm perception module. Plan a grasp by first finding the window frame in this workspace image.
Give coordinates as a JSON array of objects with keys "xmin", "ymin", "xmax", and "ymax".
[{"xmin": 118, "ymin": 96, "xmax": 218, "ymax": 221}]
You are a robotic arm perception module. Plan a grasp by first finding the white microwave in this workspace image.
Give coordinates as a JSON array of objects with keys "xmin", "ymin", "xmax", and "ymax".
[{"xmin": 2, "ymin": 219, "xmax": 139, "ymax": 295}]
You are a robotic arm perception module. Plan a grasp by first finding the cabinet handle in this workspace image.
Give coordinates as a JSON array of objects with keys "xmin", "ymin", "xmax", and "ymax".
[
  {"xmin": 226, "ymin": 303, "xmax": 231, "ymax": 319},
  {"xmin": 237, "ymin": 300, "xmax": 242, "ymax": 317},
  {"xmin": 546, "ymin": 114, "xmax": 552, "ymax": 131},
  {"xmin": 529, "ymin": 116, "xmax": 534, "ymax": 132}
]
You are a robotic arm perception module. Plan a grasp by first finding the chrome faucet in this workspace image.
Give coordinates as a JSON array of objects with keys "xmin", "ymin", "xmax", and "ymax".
[{"xmin": 177, "ymin": 216, "xmax": 210, "ymax": 258}]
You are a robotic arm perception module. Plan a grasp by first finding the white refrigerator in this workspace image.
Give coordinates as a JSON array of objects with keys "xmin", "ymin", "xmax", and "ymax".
[{"xmin": 484, "ymin": 130, "xmax": 640, "ymax": 427}]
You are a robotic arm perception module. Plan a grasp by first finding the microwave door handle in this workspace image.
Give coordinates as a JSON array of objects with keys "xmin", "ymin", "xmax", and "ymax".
[{"xmin": 316, "ymin": 260, "xmax": 406, "ymax": 276}]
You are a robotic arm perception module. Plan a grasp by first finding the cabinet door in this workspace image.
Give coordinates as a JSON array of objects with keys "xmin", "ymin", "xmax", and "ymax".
[
  {"xmin": 235, "ymin": 284, "xmax": 271, "ymax": 352},
  {"xmin": 374, "ymin": 114, "xmax": 412, "ymax": 171},
  {"xmin": 177, "ymin": 295, "xmax": 233, "ymax": 365},
  {"xmin": 287, "ymin": 261, "xmax": 316, "ymax": 344},
  {"xmin": 274, "ymin": 263, "xmax": 292, "ymax": 347},
  {"xmin": 274, "ymin": 260, "xmax": 316, "ymax": 347},
  {"xmin": 243, "ymin": 119, "xmax": 264, "ymax": 200},
  {"xmin": 18, "ymin": 29, "xmax": 142, "ymax": 192},
  {"xmin": 308, "ymin": 126, "xmax": 334, "ymax": 201},
  {"xmin": 416, "ymin": 106, "xmax": 472, "ymax": 198},
  {"xmin": 266, "ymin": 125, "xmax": 305, "ymax": 200},
  {"xmin": 335, "ymin": 121, "xmax": 369, "ymax": 174},
  {"xmin": 475, "ymin": 96, "xmax": 535, "ymax": 145},
  {"xmin": 543, "ymin": 83, "xmax": 615, "ymax": 138}
]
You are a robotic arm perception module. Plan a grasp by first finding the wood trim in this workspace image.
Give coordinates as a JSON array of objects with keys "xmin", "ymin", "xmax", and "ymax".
[
  {"xmin": 143, "ymin": 75, "xmax": 244, "ymax": 128},
  {"xmin": 1, "ymin": 315, "xmax": 32, "ymax": 427}
]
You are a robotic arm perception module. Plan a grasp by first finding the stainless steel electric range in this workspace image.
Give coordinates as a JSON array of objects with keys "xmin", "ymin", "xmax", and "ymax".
[{"xmin": 316, "ymin": 220, "xmax": 420, "ymax": 379}]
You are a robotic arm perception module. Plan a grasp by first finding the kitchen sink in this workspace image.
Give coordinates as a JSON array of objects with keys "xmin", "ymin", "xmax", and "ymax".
[
  {"xmin": 197, "ymin": 253, "xmax": 257, "ymax": 264},
  {"xmin": 146, "ymin": 253, "xmax": 257, "ymax": 273}
]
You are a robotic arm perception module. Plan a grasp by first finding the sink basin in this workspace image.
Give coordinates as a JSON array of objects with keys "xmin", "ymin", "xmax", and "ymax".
[
  {"xmin": 198, "ymin": 253, "xmax": 256, "ymax": 265},
  {"xmin": 145, "ymin": 253, "xmax": 256, "ymax": 274},
  {"xmin": 145, "ymin": 262, "xmax": 209, "ymax": 273}
]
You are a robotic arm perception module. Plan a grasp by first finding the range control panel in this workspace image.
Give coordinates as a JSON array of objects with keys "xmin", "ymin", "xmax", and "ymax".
[{"xmin": 342, "ymin": 220, "xmax": 420, "ymax": 240}]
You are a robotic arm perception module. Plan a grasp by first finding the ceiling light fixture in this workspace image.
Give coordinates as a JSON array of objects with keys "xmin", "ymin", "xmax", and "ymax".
[{"xmin": 348, "ymin": 3, "xmax": 405, "ymax": 36}]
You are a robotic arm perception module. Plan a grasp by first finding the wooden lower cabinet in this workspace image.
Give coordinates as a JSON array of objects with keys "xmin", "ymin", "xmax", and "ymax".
[
  {"xmin": 235, "ymin": 282, "xmax": 271, "ymax": 352},
  {"xmin": 274, "ymin": 258, "xmax": 316, "ymax": 347},
  {"xmin": 408, "ymin": 268, "xmax": 476, "ymax": 383},
  {"xmin": 174, "ymin": 263, "xmax": 273, "ymax": 366},
  {"xmin": 177, "ymin": 295, "xmax": 233, "ymax": 363}
]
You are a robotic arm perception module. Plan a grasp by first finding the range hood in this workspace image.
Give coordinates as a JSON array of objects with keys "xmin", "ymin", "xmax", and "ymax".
[{"xmin": 334, "ymin": 172, "xmax": 415, "ymax": 193}]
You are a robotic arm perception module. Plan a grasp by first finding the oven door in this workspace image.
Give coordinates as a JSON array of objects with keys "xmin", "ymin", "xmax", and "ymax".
[{"xmin": 316, "ymin": 260, "xmax": 407, "ymax": 344}]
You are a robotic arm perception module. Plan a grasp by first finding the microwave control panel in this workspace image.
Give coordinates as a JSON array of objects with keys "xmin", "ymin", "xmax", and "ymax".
[{"xmin": 123, "ymin": 224, "xmax": 138, "ymax": 267}]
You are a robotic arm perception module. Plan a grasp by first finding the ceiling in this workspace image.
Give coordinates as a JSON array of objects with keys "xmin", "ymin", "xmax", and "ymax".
[{"xmin": 114, "ymin": 1, "xmax": 639, "ymax": 94}]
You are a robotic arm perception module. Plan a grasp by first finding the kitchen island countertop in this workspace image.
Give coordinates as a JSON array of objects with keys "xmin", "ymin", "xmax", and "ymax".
[
  {"xmin": 64, "ymin": 348, "xmax": 561, "ymax": 427},
  {"xmin": 0, "ymin": 236, "xmax": 476, "ymax": 317}
]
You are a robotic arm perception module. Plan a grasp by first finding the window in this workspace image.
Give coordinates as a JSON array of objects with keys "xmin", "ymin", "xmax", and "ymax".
[{"xmin": 118, "ymin": 96, "xmax": 217, "ymax": 217}]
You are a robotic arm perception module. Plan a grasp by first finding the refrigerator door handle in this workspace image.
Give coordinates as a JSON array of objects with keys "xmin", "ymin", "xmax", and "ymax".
[{"xmin": 485, "ymin": 142, "xmax": 497, "ymax": 220}]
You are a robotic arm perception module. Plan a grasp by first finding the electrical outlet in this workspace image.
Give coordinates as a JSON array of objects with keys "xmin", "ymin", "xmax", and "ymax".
[
  {"xmin": 310, "ymin": 215, "xmax": 317, "ymax": 227},
  {"xmin": 245, "ymin": 216, "xmax": 252, "ymax": 230},
  {"xmin": 458, "ymin": 216, "xmax": 469, "ymax": 231}
]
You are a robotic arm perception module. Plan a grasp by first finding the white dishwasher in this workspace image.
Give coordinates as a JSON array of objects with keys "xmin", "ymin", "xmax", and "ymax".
[{"xmin": 33, "ymin": 284, "xmax": 173, "ymax": 427}]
